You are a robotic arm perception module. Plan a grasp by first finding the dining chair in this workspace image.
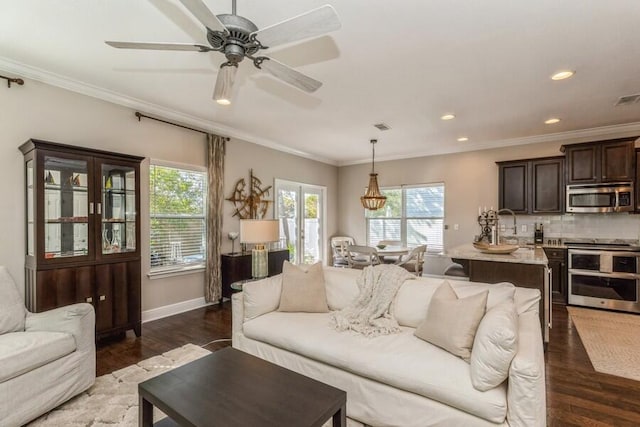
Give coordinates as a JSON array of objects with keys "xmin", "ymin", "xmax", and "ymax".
[
  {"xmin": 346, "ymin": 245, "xmax": 381, "ymax": 269},
  {"xmin": 330, "ymin": 236, "xmax": 355, "ymax": 267},
  {"xmin": 395, "ymin": 245, "xmax": 427, "ymax": 276}
]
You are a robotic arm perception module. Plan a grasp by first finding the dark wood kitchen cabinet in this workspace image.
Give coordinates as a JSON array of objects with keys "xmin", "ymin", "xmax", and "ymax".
[
  {"xmin": 637, "ymin": 149, "xmax": 640, "ymax": 211},
  {"xmin": 498, "ymin": 161, "xmax": 528, "ymax": 213},
  {"xmin": 221, "ymin": 249, "xmax": 290, "ymax": 300},
  {"xmin": 498, "ymin": 156, "xmax": 564, "ymax": 214},
  {"xmin": 20, "ymin": 139, "xmax": 143, "ymax": 338},
  {"xmin": 543, "ymin": 247, "xmax": 567, "ymax": 304},
  {"xmin": 563, "ymin": 138, "xmax": 635, "ymax": 184}
]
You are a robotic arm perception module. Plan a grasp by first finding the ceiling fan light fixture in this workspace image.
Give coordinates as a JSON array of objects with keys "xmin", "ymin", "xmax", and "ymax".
[
  {"xmin": 361, "ymin": 139, "xmax": 386, "ymax": 211},
  {"xmin": 214, "ymin": 62, "xmax": 237, "ymax": 105},
  {"xmin": 551, "ymin": 70, "xmax": 575, "ymax": 81}
]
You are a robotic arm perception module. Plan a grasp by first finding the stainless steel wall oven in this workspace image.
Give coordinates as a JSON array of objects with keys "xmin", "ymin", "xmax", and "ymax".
[{"xmin": 568, "ymin": 243, "xmax": 640, "ymax": 313}]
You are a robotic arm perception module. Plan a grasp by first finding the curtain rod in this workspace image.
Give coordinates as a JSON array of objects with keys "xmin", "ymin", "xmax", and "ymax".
[
  {"xmin": 135, "ymin": 111, "xmax": 229, "ymax": 140},
  {"xmin": 0, "ymin": 74, "xmax": 24, "ymax": 88}
]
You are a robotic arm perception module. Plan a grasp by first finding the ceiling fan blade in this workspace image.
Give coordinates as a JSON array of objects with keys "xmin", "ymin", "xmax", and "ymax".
[
  {"xmin": 105, "ymin": 41, "xmax": 212, "ymax": 52},
  {"xmin": 251, "ymin": 5, "xmax": 341, "ymax": 50},
  {"xmin": 178, "ymin": 0, "xmax": 227, "ymax": 33},
  {"xmin": 258, "ymin": 57, "xmax": 322, "ymax": 93}
]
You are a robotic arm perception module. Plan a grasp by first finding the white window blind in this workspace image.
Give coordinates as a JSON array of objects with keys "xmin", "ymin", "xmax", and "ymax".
[
  {"xmin": 366, "ymin": 183, "xmax": 445, "ymax": 253},
  {"xmin": 150, "ymin": 164, "xmax": 207, "ymax": 274}
]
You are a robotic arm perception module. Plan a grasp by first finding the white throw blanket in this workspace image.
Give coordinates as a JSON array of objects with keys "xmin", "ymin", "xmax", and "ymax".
[{"xmin": 331, "ymin": 264, "xmax": 415, "ymax": 337}]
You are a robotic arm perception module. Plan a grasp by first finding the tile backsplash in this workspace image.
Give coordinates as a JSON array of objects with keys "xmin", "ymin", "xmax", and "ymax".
[{"xmin": 502, "ymin": 214, "xmax": 640, "ymax": 243}]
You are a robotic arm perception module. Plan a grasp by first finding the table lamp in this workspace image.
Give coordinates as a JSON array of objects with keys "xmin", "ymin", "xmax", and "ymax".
[{"xmin": 240, "ymin": 219, "xmax": 280, "ymax": 279}]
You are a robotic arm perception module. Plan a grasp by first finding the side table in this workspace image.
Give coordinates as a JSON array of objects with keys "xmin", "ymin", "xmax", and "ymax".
[{"xmin": 230, "ymin": 278, "xmax": 259, "ymax": 293}]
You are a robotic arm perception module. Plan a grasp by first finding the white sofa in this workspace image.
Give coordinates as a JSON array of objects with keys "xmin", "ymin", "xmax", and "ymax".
[
  {"xmin": 0, "ymin": 267, "xmax": 96, "ymax": 427},
  {"xmin": 232, "ymin": 266, "xmax": 546, "ymax": 427}
]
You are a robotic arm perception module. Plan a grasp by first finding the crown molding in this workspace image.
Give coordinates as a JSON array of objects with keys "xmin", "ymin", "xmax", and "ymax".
[
  {"xmin": 338, "ymin": 122, "xmax": 640, "ymax": 166},
  {"xmin": 0, "ymin": 56, "xmax": 339, "ymax": 166}
]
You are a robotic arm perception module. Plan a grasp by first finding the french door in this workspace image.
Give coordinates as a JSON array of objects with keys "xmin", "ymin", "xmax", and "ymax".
[{"xmin": 275, "ymin": 179, "xmax": 325, "ymax": 265}]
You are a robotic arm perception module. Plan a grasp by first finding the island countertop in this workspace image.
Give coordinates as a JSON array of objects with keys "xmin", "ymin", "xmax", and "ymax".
[{"xmin": 447, "ymin": 243, "xmax": 548, "ymax": 265}]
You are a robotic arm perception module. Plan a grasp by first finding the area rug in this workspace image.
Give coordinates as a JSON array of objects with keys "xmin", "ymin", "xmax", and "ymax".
[
  {"xmin": 567, "ymin": 306, "xmax": 640, "ymax": 381},
  {"xmin": 28, "ymin": 343, "xmax": 211, "ymax": 426}
]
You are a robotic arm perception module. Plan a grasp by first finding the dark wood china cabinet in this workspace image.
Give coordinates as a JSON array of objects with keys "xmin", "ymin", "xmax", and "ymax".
[{"xmin": 20, "ymin": 139, "xmax": 143, "ymax": 338}]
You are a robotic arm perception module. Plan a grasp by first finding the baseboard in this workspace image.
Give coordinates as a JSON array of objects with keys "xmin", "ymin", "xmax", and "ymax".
[{"xmin": 142, "ymin": 297, "xmax": 215, "ymax": 323}]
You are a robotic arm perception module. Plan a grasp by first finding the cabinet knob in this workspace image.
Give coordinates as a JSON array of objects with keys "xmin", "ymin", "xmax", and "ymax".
[
  {"xmin": 99, "ymin": 295, "xmax": 106, "ymax": 301},
  {"xmin": 85, "ymin": 297, "xmax": 93, "ymax": 303}
]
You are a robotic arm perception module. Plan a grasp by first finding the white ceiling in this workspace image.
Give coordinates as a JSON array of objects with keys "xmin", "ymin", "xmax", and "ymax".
[{"xmin": 2, "ymin": 0, "xmax": 640, "ymax": 165}]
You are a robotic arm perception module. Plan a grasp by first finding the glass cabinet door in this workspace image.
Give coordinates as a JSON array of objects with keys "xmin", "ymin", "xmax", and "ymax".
[
  {"xmin": 101, "ymin": 163, "xmax": 136, "ymax": 255},
  {"xmin": 43, "ymin": 155, "xmax": 90, "ymax": 259}
]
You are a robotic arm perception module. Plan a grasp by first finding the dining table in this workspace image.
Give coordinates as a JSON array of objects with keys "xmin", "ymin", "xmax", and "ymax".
[{"xmin": 376, "ymin": 246, "xmax": 410, "ymax": 262}]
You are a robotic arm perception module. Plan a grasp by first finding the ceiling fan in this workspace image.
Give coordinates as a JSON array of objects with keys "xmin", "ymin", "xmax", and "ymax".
[{"xmin": 106, "ymin": 0, "xmax": 341, "ymax": 105}]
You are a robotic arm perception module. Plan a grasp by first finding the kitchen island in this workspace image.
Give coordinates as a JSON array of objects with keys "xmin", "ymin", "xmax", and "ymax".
[{"xmin": 447, "ymin": 243, "xmax": 550, "ymax": 342}]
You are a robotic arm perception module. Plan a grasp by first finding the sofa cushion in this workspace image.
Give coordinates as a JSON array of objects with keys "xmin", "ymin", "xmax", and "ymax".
[
  {"xmin": 414, "ymin": 281, "xmax": 488, "ymax": 362},
  {"xmin": 243, "ymin": 275, "xmax": 282, "ymax": 321},
  {"xmin": 324, "ymin": 267, "xmax": 360, "ymax": 311},
  {"xmin": 0, "ymin": 267, "xmax": 27, "ymax": 334},
  {"xmin": 243, "ymin": 312, "xmax": 508, "ymax": 423},
  {"xmin": 470, "ymin": 300, "xmax": 519, "ymax": 391},
  {"xmin": 0, "ymin": 331, "xmax": 76, "ymax": 383},
  {"xmin": 278, "ymin": 262, "xmax": 328, "ymax": 313},
  {"xmin": 394, "ymin": 278, "xmax": 515, "ymax": 328}
]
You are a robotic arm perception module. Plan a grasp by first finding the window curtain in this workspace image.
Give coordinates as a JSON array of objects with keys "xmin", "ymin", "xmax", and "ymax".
[{"xmin": 205, "ymin": 134, "xmax": 226, "ymax": 303}]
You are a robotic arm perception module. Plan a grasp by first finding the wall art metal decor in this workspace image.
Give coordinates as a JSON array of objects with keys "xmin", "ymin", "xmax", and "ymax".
[{"xmin": 226, "ymin": 169, "xmax": 272, "ymax": 219}]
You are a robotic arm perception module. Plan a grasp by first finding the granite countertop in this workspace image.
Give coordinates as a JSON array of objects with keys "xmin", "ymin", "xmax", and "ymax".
[{"xmin": 447, "ymin": 243, "xmax": 548, "ymax": 265}]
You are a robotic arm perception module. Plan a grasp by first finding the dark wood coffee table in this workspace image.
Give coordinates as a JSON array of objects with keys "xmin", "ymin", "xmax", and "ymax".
[{"xmin": 139, "ymin": 347, "xmax": 346, "ymax": 427}]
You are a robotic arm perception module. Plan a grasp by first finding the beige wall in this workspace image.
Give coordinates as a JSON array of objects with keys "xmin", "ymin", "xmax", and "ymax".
[
  {"xmin": 337, "ymin": 140, "xmax": 587, "ymax": 249},
  {"xmin": 1, "ymin": 79, "xmax": 337, "ymax": 312}
]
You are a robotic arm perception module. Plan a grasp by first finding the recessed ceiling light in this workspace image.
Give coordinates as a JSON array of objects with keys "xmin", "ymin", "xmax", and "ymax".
[
  {"xmin": 457, "ymin": 137, "xmax": 469, "ymax": 142},
  {"xmin": 551, "ymin": 70, "xmax": 575, "ymax": 81},
  {"xmin": 545, "ymin": 118, "xmax": 561, "ymax": 124},
  {"xmin": 441, "ymin": 114, "xmax": 455, "ymax": 120}
]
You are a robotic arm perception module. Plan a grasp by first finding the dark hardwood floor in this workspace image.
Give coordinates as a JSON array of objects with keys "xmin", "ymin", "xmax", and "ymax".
[
  {"xmin": 97, "ymin": 302, "xmax": 640, "ymax": 426},
  {"xmin": 96, "ymin": 302, "xmax": 232, "ymax": 376},
  {"xmin": 545, "ymin": 305, "xmax": 640, "ymax": 427}
]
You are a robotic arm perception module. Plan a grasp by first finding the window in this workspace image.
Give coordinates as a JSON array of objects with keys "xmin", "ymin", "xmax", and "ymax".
[
  {"xmin": 149, "ymin": 163, "xmax": 207, "ymax": 274},
  {"xmin": 366, "ymin": 183, "xmax": 445, "ymax": 253}
]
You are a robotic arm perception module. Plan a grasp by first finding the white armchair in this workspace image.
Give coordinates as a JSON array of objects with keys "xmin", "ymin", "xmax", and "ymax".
[{"xmin": 0, "ymin": 266, "xmax": 96, "ymax": 426}]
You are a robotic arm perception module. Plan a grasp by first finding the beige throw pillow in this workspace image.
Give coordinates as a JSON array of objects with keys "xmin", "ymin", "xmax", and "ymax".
[
  {"xmin": 278, "ymin": 261, "xmax": 329, "ymax": 313},
  {"xmin": 414, "ymin": 281, "xmax": 488, "ymax": 361}
]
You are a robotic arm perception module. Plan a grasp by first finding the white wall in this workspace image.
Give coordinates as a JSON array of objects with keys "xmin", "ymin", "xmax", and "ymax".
[
  {"xmin": 338, "ymin": 140, "xmax": 640, "ymax": 251},
  {"xmin": 1, "ymin": 79, "xmax": 337, "ymax": 312}
]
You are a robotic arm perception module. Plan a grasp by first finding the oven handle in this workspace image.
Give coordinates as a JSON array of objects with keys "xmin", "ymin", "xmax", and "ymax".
[
  {"xmin": 567, "ymin": 249, "xmax": 640, "ymax": 257},
  {"xmin": 568, "ymin": 269, "xmax": 640, "ymax": 280}
]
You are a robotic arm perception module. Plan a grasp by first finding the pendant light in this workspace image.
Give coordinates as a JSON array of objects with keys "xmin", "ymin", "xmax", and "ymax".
[{"xmin": 361, "ymin": 139, "xmax": 387, "ymax": 210}]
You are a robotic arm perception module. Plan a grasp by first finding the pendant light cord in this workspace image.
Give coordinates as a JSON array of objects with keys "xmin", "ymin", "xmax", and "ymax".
[
  {"xmin": 371, "ymin": 139, "xmax": 377, "ymax": 174},
  {"xmin": 232, "ymin": 0, "xmax": 237, "ymax": 15}
]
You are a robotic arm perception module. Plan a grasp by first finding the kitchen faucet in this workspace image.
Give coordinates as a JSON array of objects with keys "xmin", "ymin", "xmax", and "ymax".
[{"xmin": 497, "ymin": 208, "xmax": 517, "ymax": 244}]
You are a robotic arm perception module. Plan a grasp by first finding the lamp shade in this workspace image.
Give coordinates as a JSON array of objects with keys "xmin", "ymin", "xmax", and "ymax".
[
  {"xmin": 240, "ymin": 219, "xmax": 280, "ymax": 244},
  {"xmin": 213, "ymin": 63, "xmax": 237, "ymax": 105}
]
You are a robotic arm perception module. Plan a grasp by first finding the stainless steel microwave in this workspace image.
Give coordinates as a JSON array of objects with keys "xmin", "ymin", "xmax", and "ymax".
[{"xmin": 566, "ymin": 182, "xmax": 634, "ymax": 213}]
